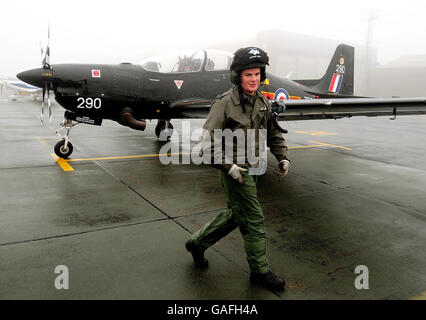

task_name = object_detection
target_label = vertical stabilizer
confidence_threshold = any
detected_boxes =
[294,44,354,96]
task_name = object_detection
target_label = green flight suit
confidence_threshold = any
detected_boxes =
[191,86,289,274]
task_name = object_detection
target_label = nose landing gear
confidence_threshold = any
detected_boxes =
[54,116,78,159]
[54,139,73,159]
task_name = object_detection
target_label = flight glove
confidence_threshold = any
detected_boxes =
[278,159,290,177]
[228,164,248,185]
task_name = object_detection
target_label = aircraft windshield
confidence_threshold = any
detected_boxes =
[204,50,233,71]
[140,50,233,73]
[140,50,205,73]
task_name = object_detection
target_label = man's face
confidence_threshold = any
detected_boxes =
[240,67,261,96]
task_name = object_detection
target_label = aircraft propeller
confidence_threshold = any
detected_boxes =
[40,25,53,124]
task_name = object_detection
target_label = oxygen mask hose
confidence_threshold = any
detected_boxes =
[270,100,288,134]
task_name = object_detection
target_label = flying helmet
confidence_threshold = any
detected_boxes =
[230,47,269,84]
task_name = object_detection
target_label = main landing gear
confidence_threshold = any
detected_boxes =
[54,116,78,158]
[155,119,174,140]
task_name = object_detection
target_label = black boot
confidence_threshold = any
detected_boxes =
[185,239,208,268]
[250,271,285,291]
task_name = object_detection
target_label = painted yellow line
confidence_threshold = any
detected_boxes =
[293,130,338,136]
[50,154,74,172]
[51,142,351,172]
[66,152,190,162]
[52,152,191,172]
[310,140,352,150]
[410,290,426,300]
[289,144,333,149]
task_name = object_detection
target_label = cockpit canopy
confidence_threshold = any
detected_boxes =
[140,49,233,73]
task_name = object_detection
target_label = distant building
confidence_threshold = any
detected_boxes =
[364,55,426,97]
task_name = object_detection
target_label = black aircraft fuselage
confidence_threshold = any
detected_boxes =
[18,62,318,123]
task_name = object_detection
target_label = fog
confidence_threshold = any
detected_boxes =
[1,0,426,78]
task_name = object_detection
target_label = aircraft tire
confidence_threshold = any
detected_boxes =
[54,140,73,159]
[155,121,174,140]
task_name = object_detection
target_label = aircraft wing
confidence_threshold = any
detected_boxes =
[279,97,426,120]
[170,96,426,120]
[170,98,211,119]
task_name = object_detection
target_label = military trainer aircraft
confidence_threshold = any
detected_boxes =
[17,39,426,159]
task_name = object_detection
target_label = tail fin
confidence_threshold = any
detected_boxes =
[294,44,354,97]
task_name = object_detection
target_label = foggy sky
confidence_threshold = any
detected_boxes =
[1,0,426,77]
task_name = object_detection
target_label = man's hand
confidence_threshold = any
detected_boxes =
[228,164,248,185]
[278,160,290,178]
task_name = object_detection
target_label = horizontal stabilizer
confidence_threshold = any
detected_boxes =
[278,97,426,120]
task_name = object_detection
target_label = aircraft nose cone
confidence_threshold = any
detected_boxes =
[17,68,53,88]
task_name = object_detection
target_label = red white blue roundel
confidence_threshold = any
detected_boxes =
[274,88,289,100]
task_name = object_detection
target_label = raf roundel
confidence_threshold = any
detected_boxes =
[274,88,290,100]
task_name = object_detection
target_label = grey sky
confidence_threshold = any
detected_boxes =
[1,0,426,77]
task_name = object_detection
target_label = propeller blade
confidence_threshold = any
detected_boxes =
[38,23,53,124]
[42,24,51,69]
[47,83,52,122]
[40,86,46,124]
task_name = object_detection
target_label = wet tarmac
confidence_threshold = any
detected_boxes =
[0,97,425,300]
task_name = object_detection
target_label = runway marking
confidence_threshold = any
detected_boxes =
[51,141,351,172]
[309,140,352,151]
[293,130,338,136]
[288,144,332,149]
[410,290,426,300]
[52,152,189,171]
[66,152,187,162]
[50,154,74,172]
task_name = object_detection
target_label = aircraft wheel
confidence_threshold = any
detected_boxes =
[155,121,174,140]
[54,140,73,159]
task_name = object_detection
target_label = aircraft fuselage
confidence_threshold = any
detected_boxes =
[18,63,315,123]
